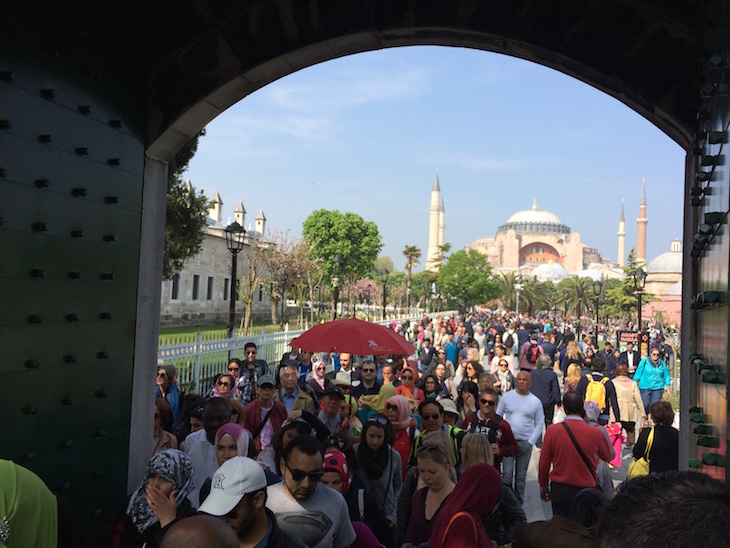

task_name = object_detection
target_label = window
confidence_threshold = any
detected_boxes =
[206,276,214,301]
[223,278,230,301]
[192,274,200,301]
[171,274,180,300]
[259,286,263,301]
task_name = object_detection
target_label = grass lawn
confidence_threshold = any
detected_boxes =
[159,322,282,345]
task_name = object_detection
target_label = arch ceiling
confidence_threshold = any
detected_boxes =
[144,0,711,159]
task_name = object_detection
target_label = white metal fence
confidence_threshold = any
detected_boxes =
[158,313,457,394]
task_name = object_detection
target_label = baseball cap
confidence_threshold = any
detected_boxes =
[257,374,276,387]
[198,457,267,516]
[321,385,345,399]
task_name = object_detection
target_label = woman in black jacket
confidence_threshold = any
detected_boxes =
[633,400,679,472]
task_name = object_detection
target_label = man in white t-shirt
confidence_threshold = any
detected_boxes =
[496,371,544,505]
[266,435,356,548]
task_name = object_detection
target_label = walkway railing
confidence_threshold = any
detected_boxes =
[158,312,457,394]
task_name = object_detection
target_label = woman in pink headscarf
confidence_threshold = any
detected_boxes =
[384,394,418,480]
[306,359,332,403]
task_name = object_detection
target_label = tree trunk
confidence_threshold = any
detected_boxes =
[271,299,279,324]
[242,303,252,336]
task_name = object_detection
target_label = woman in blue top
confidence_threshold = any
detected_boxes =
[633,348,671,417]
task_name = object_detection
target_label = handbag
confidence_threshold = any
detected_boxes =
[627,427,654,479]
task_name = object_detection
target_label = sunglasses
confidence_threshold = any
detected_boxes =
[326,434,350,451]
[156,372,167,378]
[316,366,326,371]
[480,399,497,406]
[217,381,230,387]
[362,368,376,373]
[246,350,257,355]
[368,416,388,425]
[437,351,446,355]
[421,413,441,421]
[401,375,413,380]
[418,443,446,456]
[289,470,323,483]
[385,403,398,411]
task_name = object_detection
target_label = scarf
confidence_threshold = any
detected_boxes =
[214,423,250,458]
[648,355,662,368]
[312,360,327,390]
[126,449,194,534]
[323,449,352,494]
[0,459,57,548]
[361,384,397,413]
[358,437,389,481]
[385,395,412,431]
[399,366,419,400]
[155,381,180,426]
[429,463,501,548]
[212,374,241,400]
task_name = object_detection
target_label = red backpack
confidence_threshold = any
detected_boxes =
[527,342,540,363]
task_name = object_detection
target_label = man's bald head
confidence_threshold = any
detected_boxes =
[160,515,239,548]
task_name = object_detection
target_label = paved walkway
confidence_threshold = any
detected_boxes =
[520,437,632,522]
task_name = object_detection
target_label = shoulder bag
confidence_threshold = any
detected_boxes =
[627,427,654,479]
[561,422,601,489]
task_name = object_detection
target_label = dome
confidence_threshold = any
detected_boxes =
[531,262,570,283]
[647,241,682,273]
[498,199,571,235]
[576,269,602,281]
[665,281,682,295]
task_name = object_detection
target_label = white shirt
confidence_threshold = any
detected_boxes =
[183,429,218,508]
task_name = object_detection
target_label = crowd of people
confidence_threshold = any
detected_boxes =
[4,312,726,548]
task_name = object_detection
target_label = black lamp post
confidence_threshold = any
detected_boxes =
[380,268,389,320]
[279,269,287,330]
[224,221,246,340]
[332,255,344,320]
[633,267,647,332]
[592,279,603,345]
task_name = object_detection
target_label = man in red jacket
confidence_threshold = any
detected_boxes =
[538,392,614,517]
[243,375,287,455]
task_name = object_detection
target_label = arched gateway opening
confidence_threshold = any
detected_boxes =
[1,0,727,531]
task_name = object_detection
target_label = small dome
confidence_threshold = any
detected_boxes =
[576,269,602,281]
[665,281,682,295]
[531,262,570,282]
[498,200,571,235]
[647,242,682,274]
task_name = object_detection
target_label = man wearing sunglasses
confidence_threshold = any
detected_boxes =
[407,400,465,468]
[351,359,382,399]
[266,436,356,547]
[464,388,518,471]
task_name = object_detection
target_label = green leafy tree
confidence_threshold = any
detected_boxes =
[604,248,658,320]
[403,245,421,306]
[556,276,595,318]
[499,272,518,310]
[437,249,500,310]
[163,131,209,279]
[373,256,394,275]
[302,209,383,284]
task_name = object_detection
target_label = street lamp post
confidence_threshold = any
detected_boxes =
[224,221,246,340]
[633,267,647,332]
[593,279,603,346]
[380,268,389,320]
[514,281,523,316]
[332,255,344,321]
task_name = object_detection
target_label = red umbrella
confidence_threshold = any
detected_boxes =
[289,317,414,356]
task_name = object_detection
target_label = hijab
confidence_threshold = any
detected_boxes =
[126,449,195,534]
[429,463,501,548]
[214,423,250,458]
[311,360,327,390]
[385,395,413,431]
[399,365,419,400]
[361,384,397,413]
[212,373,241,400]
[584,401,600,425]
[323,449,352,494]
[0,459,58,548]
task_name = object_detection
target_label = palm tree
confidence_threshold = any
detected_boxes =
[434,242,452,269]
[499,272,517,310]
[403,245,421,309]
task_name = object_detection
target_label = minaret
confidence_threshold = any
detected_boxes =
[255,209,266,235]
[234,200,246,227]
[617,199,626,267]
[426,170,441,270]
[209,190,223,224]
[438,194,445,248]
[637,178,648,264]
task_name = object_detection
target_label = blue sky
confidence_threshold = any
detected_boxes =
[185,46,685,272]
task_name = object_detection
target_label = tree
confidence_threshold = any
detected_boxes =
[604,248,658,321]
[432,242,452,270]
[261,231,301,327]
[374,256,394,275]
[499,272,518,310]
[302,210,383,285]
[237,239,266,336]
[437,249,500,310]
[403,245,421,308]
[163,131,209,279]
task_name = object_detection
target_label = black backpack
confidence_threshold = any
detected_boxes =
[504,332,514,348]
[469,412,503,444]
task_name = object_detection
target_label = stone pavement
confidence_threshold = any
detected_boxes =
[519,437,632,522]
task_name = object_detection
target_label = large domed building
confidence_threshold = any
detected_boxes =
[470,200,595,274]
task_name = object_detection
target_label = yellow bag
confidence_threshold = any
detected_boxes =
[627,427,654,479]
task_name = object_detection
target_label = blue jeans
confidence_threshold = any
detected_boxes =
[502,439,532,505]
[640,388,663,415]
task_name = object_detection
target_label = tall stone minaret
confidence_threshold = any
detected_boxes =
[234,200,246,227]
[438,193,445,248]
[637,178,648,264]
[209,190,223,224]
[426,170,442,270]
[617,199,626,267]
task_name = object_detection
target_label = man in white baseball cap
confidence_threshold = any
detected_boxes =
[199,457,304,547]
